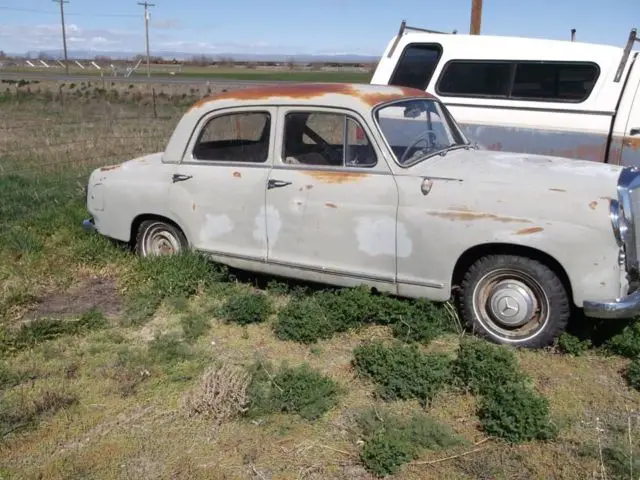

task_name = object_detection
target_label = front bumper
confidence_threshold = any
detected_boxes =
[583,290,640,319]
[82,217,96,232]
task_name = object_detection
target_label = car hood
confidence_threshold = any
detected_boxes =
[407,148,623,198]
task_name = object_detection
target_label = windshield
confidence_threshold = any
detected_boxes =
[374,98,470,166]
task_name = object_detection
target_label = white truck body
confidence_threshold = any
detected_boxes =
[370,22,640,166]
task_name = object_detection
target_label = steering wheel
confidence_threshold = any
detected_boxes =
[303,125,342,165]
[399,129,437,165]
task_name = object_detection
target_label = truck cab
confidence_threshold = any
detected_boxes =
[370,21,640,167]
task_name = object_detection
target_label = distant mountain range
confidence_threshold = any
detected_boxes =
[12,50,381,63]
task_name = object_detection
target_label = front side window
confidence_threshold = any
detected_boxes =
[389,43,442,90]
[193,111,270,163]
[375,99,468,167]
[282,111,377,168]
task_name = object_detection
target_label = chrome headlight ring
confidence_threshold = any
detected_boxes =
[610,198,627,248]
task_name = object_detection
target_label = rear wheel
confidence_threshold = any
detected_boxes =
[134,220,188,257]
[459,254,570,348]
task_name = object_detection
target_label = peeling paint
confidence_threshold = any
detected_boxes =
[623,137,640,151]
[514,226,544,235]
[428,210,531,223]
[303,171,367,184]
[253,205,281,248]
[549,188,566,192]
[232,171,242,178]
[192,202,196,212]
[200,214,233,241]
[305,185,313,190]
[100,164,121,172]
[589,201,598,210]
[355,216,412,258]
[325,202,338,208]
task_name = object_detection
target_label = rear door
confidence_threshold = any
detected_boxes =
[169,106,275,261]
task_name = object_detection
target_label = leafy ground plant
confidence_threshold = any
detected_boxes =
[246,361,342,421]
[352,342,452,407]
[274,286,454,345]
[605,320,640,358]
[478,381,558,444]
[218,290,272,325]
[451,337,526,396]
[356,407,462,477]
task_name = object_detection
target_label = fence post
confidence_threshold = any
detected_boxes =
[59,84,64,108]
[152,87,157,119]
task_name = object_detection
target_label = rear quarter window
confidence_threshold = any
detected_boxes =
[389,43,443,90]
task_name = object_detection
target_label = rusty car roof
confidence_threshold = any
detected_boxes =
[187,82,436,113]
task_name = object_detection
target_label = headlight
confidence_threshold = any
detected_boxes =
[610,198,628,248]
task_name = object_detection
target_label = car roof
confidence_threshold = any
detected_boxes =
[186,82,437,113]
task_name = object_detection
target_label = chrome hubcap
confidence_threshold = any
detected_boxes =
[472,268,550,342]
[488,280,537,327]
[143,225,181,256]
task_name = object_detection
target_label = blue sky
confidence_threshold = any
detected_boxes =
[0,0,637,56]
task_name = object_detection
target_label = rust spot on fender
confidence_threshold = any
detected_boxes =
[187,83,435,112]
[303,171,367,184]
[305,184,313,190]
[589,201,598,210]
[428,210,531,223]
[514,226,544,235]
[192,203,196,211]
[232,171,241,178]
[100,164,120,172]
[325,202,337,208]
[549,188,566,192]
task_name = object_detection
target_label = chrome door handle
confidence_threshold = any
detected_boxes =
[267,179,292,189]
[172,173,193,183]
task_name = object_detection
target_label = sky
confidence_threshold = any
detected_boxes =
[0,0,637,57]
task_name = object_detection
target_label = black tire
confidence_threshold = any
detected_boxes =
[459,254,570,348]
[134,219,188,257]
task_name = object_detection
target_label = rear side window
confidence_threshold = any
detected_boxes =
[436,60,600,102]
[389,44,442,90]
[437,61,511,97]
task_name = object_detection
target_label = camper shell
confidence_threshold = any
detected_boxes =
[371,21,640,166]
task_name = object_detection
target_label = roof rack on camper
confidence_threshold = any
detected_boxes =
[387,20,457,58]
[615,28,639,82]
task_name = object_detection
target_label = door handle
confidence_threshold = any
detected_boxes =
[267,179,292,189]
[172,173,193,183]
[630,128,640,136]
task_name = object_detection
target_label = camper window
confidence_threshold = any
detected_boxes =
[389,43,443,90]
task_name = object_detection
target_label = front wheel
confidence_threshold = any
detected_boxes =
[459,254,570,348]
[134,219,188,257]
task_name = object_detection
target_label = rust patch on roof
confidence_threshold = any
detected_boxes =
[589,201,598,210]
[303,170,368,184]
[187,83,434,112]
[100,164,121,172]
[549,188,566,192]
[514,226,544,235]
[325,202,338,208]
[232,171,241,178]
[428,210,531,223]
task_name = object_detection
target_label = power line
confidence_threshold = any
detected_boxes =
[0,5,138,17]
[137,1,155,78]
[52,0,69,74]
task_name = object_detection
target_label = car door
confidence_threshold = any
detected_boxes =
[169,106,275,261]
[264,105,399,289]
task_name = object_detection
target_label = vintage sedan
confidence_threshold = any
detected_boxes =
[83,82,640,348]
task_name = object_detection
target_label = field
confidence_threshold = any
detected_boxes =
[2,82,640,480]
[0,64,374,83]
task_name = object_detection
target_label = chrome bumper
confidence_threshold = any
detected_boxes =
[82,217,95,232]
[583,290,640,319]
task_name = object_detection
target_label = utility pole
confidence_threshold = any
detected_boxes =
[53,0,69,74]
[137,1,155,77]
[470,0,483,35]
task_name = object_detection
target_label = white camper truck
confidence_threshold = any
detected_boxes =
[371,21,640,167]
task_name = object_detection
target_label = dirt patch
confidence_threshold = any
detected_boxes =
[25,276,123,321]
